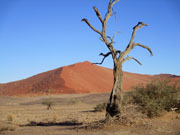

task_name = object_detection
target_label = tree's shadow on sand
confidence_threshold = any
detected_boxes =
[24,120,83,127]
[81,110,96,113]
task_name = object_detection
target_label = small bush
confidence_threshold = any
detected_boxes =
[132,79,180,118]
[42,99,56,110]
[94,103,107,112]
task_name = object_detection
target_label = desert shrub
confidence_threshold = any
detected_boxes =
[94,103,107,112]
[42,99,56,110]
[132,79,180,118]
[121,91,135,106]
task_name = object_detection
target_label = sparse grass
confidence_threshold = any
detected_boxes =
[118,104,148,126]
[0,93,180,134]
[94,103,107,112]
[176,114,180,119]
[25,112,60,126]
[68,98,81,104]
[84,103,148,129]
[7,114,16,123]
[42,99,56,110]
[0,123,18,133]
[52,113,59,123]
[0,126,16,132]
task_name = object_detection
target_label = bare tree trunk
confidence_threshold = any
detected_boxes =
[106,62,123,118]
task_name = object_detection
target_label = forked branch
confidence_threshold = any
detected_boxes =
[121,22,148,59]
[99,37,105,43]
[129,22,148,47]
[82,0,120,63]
[104,0,120,22]
[106,31,121,44]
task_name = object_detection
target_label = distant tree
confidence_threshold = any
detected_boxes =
[82,0,153,120]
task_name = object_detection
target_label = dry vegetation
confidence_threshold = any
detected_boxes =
[0,82,180,135]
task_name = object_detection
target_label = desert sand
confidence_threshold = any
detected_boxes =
[0,93,180,135]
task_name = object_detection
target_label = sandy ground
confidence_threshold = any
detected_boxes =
[0,93,180,135]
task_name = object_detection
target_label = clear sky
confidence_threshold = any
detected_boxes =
[0,0,180,83]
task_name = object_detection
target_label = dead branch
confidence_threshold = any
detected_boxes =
[100,0,120,62]
[93,50,121,65]
[112,7,117,22]
[133,42,153,56]
[104,0,120,22]
[112,31,120,42]
[81,18,102,35]
[93,52,112,65]
[103,0,120,35]
[107,36,113,43]
[106,31,120,44]
[120,22,148,59]
[123,56,142,65]
[93,6,103,24]
[82,0,120,63]
[99,37,105,43]
[133,22,148,30]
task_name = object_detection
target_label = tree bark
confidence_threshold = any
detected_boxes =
[106,61,123,118]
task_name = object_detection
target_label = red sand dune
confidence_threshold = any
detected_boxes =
[0,61,179,96]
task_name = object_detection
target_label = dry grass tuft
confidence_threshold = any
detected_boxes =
[0,123,18,133]
[176,114,180,119]
[68,98,81,104]
[118,104,148,126]
[52,113,59,123]
[7,114,16,123]
[94,103,107,112]
[81,104,149,130]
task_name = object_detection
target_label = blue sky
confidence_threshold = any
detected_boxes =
[0,0,180,83]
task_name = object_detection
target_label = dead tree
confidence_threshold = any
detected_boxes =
[82,0,153,119]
